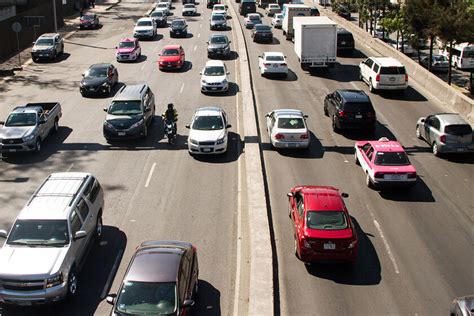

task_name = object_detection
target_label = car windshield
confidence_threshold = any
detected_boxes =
[275,14,283,18]
[36,38,54,45]
[119,41,135,48]
[444,124,472,136]
[151,11,164,16]
[380,66,406,75]
[137,20,152,26]
[277,118,305,129]
[212,14,225,21]
[7,220,69,246]
[116,281,177,315]
[204,66,225,76]
[343,102,373,112]
[82,14,95,20]
[463,50,474,58]
[158,3,167,7]
[162,49,179,56]
[172,20,185,26]
[374,151,410,166]
[108,101,142,115]
[85,66,108,77]
[266,55,284,61]
[210,36,227,44]
[306,211,348,230]
[255,25,271,31]
[192,115,224,130]
[433,55,447,62]
[214,5,225,10]
[184,4,194,7]
[5,113,37,127]
[249,15,260,20]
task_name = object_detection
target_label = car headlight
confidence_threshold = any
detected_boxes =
[201,79,207,84]
[46,273,63,288]
[104,121,115,129]
[222,79,228,85]
[22,134,35,142]
[216,137,225,145]
[130,119,145,129]
[101,82,109,87]
[190,138,198,145]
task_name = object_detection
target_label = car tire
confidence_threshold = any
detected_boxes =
[35,138,42,152]
[143,125,148,138]
[52,50,57,60]
[53,119,59,133]
[107,85,111,95]
[294,237,300,259]
[354,152,359,165]
[366,173,373,188]
[332,116,339,132]
[66,268,78,300]
[432,142,440,156]
[369,80,376,93]
[323,104,329,116]
[416,125,422,139]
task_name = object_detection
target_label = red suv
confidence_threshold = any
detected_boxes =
[287,186,358,264]
[158,45,186,70]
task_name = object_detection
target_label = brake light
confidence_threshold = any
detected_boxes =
[338,110,346,117]
[348,238,358,249]
[407,172,417,179]
[374,172,384,179]
[275,133,284,140]
[300,132,308,139]
[405,74,408,82]
[280,63,287,66]
[303,238,311,249]
[440,134,446,143]
[263,63,271,67]
[375,74,380,82]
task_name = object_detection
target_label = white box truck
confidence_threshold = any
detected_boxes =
[294,16,337,70]
[282,4,311,40]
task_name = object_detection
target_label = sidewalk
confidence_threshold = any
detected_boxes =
[0,0,120,78]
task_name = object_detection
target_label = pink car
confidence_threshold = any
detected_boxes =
[116,38,141,62]
[354,137,417,189]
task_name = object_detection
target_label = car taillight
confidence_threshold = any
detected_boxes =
[263,63,271,67]
[338,110,346,117]
[303,239,311,249]
[300,132,308,139]
[275,133,284,140]
[405,74,408,82]
[407,172,417,179]
[374,172,384,179]
[366,112,375,117]
[375,74,380,82]
[440,134,446,143]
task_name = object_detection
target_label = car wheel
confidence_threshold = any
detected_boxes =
[416,125,422,139]
[95,213,103,239]
[332,116,339,132]
[369,80,376,93]
[354,152,359,165]
[67,268,78,299]
[323,104,329,116]
[53,119,59,133]
[35,138,42,152]
[366,173,373,188]
[432,142,440,156]
[294,237,300,259]
[193,279,199,299]
[52,50,57,60]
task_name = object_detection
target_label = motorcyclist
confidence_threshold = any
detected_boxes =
[162,103,178,134]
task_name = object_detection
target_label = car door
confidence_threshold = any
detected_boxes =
[83,176,103,217]
[76,198,95,246]
[294,193,305,242]
[361,58,373,81]
[423,116,435,142]
[358,143,372,171]
[180,47,185,62]
[69,210,88,262]
[428,117,441,144]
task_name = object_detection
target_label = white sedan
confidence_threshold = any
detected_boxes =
[258,52,288,77]
[265,109,310,149]
[200,60,230,93]
[186,107,231,155]
[155,3,170,15]
[182,3,197,15]
[212,4,227,18]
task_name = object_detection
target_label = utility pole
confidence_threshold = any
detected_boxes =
[53,0,57,32]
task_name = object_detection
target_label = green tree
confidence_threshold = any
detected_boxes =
[381,8,409,52]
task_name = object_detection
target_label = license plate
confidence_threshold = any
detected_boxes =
[389,77,396,81]
[211,87,217,90]
[273,64,279,68]
[202,148,211,152]
[17,301,32,306]
[118,132,126,136]
[167,65,172,67]
[39,54,45,57]
[355,114,362,119]
[341,41,346,44]
[324,242,335,250]
[457,148,465,152]
[387,174,406,180]
[8,149,16,152]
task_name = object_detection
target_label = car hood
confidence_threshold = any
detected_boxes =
[33,45,54,51]
[134,26,154,31]
[0,126,35,139]
[202,74,227,83]
[81,76,107,87]
[208,43,229,50]
[0,246,67,277]
[117,47,136,53]
[189,128,225,142]
[105,114,143,127]
[160,55,181,62]
[80,18,94,23]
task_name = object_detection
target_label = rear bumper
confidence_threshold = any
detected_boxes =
[300,248,357,263]
[80,85,109,95]
[438,144,474,153]
[271,139,309,149]
[372,178,417,188]
[338,119,375,130]
[373,82,408,90]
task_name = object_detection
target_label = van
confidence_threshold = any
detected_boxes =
[0,173,104,305]
[441,42,474,70]
[359,57,408,93]
[337,27,354,54]
[239,0,256,15]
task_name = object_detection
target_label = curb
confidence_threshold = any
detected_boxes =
[227,2,274,315]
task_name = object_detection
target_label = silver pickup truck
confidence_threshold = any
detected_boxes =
[0,102,62,153]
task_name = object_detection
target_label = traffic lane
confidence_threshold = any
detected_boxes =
[237,5,474,314]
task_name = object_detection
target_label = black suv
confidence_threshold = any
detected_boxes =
[170,19,188,38]
[207,34,231,58]
[252,24,273,43]
[337,28,354,55]
[335,4,351,20]
[324,90,376,132]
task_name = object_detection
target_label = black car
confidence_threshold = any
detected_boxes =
[79,13,100,29]
[335,4,351,20]
[324,90,376,132]
[80,63,118,96]
[170,19,188,38]
[150,10,168,27]
[207,0,219,8]
[207,34,231,58]
[106,240,199,316]
[337,28,354,54]
[252,24,273,43]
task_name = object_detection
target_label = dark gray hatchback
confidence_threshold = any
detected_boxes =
[106,240,199,315]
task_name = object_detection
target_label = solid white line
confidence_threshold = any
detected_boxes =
[200,24,202,28]
[179,83,184,94]
[197,33,201,38]
[141,62,147,70]
[101,248,124,298]
[66,163,74,172]
[373,219,400,274]
[194,45,197,51]
[144,163,156,188]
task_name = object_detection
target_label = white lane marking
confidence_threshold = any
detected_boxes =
[141,61,147,70]
[373,219,400,274]
[101,248,124,298]
[145,163,156,188]
[201,15,203,20]
[200,23,202,28]
[194,45,197,51]
[179,83,184,93]
[197,33,201,38]
[66,163,74,172]
[153,46,158,52]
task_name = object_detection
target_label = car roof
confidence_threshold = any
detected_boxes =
[195,106,224,116]
[38,33,59,38]
[205,60,225,67]
[90,63,112,69]
[163,44,181,50]
[273,109,303,117]
[127,249,183,283]
[337,89,370,102]
[120,37,136,42]
[434,113,469,125]
[370,57,404,67]
[299,186,344,212]
[137,17,153,22]
[209,34,228,39]
[113,84,148,101]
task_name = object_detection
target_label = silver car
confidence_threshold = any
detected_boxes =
[450,295,474,316]
[416,113,473,156]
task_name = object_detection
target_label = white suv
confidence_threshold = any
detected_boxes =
[200,60,230,93]
[0,172,104,305]
[359,57,408,93]
[133,17,157,39]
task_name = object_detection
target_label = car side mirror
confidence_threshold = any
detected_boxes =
[341,192,349,198]
[74,230,87,240]
[106,294,117,305]
[182,300,195,308]
[225,4,228,8]
[32,41,36,45]
[304,115,308,118]
[0,121,5,125]
[287,192,293,197]
[226,71,230,75]
[258,55,262,58]
[81,73,85,77]
[103,108,108,112]
[0,229,7,238]
[228,40,232,43]
[206,41,209,44]
[144,107,151,113]
[226,124,232,128]
[420,118,425,123]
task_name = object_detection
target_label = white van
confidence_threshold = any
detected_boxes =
[359,57,408,93]
[441,42,474,70]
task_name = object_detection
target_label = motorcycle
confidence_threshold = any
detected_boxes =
[163,116,176,144]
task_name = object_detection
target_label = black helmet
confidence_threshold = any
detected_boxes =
[167,103,174,110]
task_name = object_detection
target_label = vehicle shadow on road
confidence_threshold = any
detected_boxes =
[193,280,221,315]
[305,217,381,286]
[225,51,239,61]
[262,70,297,82]
[270,131,324,159]
[0,226,127,316]
[309,63,360,82]
[377,86,428,102]
[377,175,435,202]
[338,121,397,141]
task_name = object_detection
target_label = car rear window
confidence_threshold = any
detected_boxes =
[266,55,284,61]
[306,211,348,230]
[374,152,410,166]
[255,25,271,31]
[343,102,374,112]
[444,124,472,136]
[337,33,354,42]
[380,66,406,75]
[277,118,305,129]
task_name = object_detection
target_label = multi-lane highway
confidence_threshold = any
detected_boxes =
[0,0,473,315]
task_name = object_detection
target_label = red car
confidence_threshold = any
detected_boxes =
[288,185,358,264]
[158,45,186,70]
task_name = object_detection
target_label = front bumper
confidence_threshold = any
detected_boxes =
[170,30,186,37]
[0,282,68,305]
[182,11,196,15]
[116,52,138,61]
[80,23,97,29]
[201,82,228,92]
[103,124,147,140]
[134,32,154,39]
[208,48,230,57]
[210,23,227,29]
[0,139,36,153]
[159,62,183,70]
[188,141,227,154]
[80,84,109,95]
[31,51,55,59]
